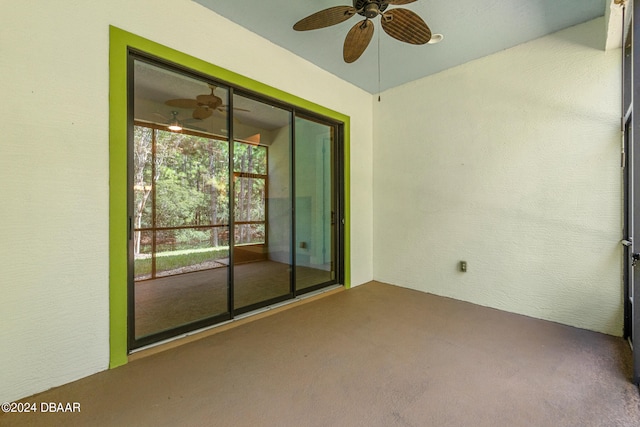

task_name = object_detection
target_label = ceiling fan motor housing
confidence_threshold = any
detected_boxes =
[354,0,388,18]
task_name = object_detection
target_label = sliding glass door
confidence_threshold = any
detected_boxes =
[130,59,232,347]
[232,94,293,312]
[294,116,336,291]
[128,54,343,350]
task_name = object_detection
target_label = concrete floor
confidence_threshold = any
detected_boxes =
[3,281,640,426]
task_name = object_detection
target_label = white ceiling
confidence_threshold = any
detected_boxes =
[192,0,608,93]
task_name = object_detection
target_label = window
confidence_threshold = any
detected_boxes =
[132,123,230,282]
[233,142,267,246]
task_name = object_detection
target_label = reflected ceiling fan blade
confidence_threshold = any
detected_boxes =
[293,6,357,31]
[196,94,223,108]
[193,107,213,120]
[165,98,200,109]
[343,19,374,63]
[386,0,418,5]
[381,8,431,44]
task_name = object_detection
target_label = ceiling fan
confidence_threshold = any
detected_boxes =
[165,85,234,120]
[293,0,433,63]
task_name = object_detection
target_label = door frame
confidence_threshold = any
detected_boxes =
[109,26,351,367]
[623,0,640,385]
[127,53,347,350]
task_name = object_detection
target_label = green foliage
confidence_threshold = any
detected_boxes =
[134,247,229,279]
[133,125,233,231]
[234,143,267,174]
[133,124,268,277]
[154,130,230,227]
[233,142,267,244]
[175,228,212,249]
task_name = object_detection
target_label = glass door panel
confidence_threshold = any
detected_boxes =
[129,55,343,348]
[232,94,292,311]
[131,59,230,344]
[294,117,335,291]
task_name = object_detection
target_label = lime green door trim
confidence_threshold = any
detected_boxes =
[109,26,350,368]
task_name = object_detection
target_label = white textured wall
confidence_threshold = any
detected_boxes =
[373,18,622,336]
[0,0,373,402]
[267,126,292,264]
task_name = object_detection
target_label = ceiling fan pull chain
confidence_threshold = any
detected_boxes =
[378,23,381,102]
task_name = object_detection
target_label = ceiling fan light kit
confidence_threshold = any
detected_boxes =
[167,111,183,132]
[293,0,438,63]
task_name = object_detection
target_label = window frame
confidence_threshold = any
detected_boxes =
[110,26,351,366]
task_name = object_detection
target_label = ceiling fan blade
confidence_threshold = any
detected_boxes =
[386,0,418,5]
[193,107,213,120]
[165,98,200,109]
[343,19,374,63]
[381,8,431,44]
[293,6,357,31]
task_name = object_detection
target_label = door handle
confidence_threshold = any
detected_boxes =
[622,239,633,247]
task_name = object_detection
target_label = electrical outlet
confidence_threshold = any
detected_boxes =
[460,261,467,272]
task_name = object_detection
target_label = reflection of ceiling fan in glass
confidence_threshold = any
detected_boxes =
[165,85,224,120]
[293,0,440,63]
[165,85,248,120]
[153,110,206,132]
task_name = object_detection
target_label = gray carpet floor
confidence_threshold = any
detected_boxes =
[3,281,640,426]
